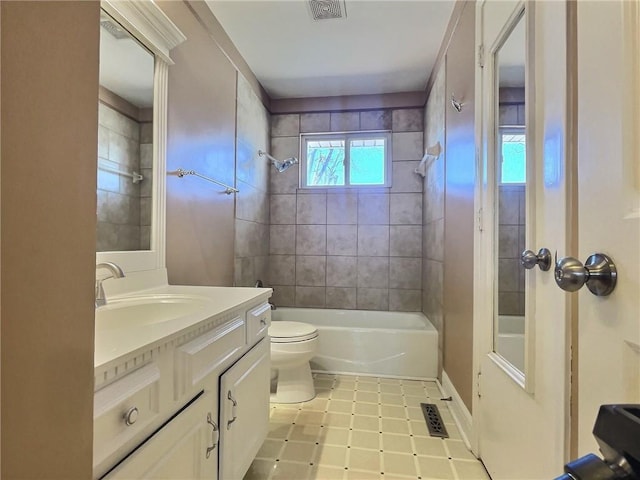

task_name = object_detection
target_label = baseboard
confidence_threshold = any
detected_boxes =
[311,369,437,382]
[439,371,473,450]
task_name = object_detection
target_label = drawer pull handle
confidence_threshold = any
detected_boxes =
[123,406,138,426]
[227,390,238,430]
[206,412,219,459]
[260,318,267,326]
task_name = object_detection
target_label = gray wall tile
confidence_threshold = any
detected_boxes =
[391,161,423,193]
[390,226,422,257]
[358,193,389,225]
[390,193,422,225]
[296,224,326,255]
[270,194,297,224]
[389,257,422,289]
[326,256,357,287]
[296,286,326,307]
[357,257,389,288]
[297,193,327,224]
[389,289,422,312]
[269,106,427,311]
[270,255,296,285]
[360,110,391,130]
[326,287,357,309]
[326,225,357,255]
[270,225,296,254]
[301,113,330,133]
[327,193,358,224]
[392,109,424,132]
[296,256,326,286]
[272,114,300,137]
[357,225,389,256]
[357,288,389,310]
[424,218,444,262]
[271,285,296,307]
[392,132,423,161]
[331,112,360,131]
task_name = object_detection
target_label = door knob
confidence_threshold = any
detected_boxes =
[521,248,552,271]
[554,253,617,296]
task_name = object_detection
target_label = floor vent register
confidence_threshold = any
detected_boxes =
[420,403,449,438]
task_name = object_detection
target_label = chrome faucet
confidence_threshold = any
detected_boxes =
[95,262,125,307]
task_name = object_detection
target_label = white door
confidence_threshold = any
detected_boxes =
[574,0,640,456]
[219,338,270,480]
[474,0,572,477]
[103,391,218,480]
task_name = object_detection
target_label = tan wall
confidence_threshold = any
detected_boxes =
[160,1,238,286]
[442,2,476,412]
[1,2,100,478]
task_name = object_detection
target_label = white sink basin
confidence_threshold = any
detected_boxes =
[96,294,214,331]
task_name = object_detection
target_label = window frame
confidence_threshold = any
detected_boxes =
[498,126,526,185]
[299,130,392,189]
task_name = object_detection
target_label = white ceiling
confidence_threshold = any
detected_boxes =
[205,0,456,99]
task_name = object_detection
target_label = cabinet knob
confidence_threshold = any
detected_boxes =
[124,406,139,426]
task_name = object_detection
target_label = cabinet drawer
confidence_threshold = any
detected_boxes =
[247,302,271,344]
[94,363,161,470]
[175,316,245,399]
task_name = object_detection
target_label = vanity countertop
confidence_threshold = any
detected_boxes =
[95,284,272,369]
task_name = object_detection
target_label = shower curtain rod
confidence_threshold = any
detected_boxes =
[175,168,239,195]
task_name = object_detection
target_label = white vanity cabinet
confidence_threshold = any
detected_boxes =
[103,391,217,480]
[94,295,271,480]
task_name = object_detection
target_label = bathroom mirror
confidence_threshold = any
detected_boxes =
[97,10,154,252]
[96,0,185,273]
[493,10,527,374]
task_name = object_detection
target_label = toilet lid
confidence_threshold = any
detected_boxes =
[269,321,318,343]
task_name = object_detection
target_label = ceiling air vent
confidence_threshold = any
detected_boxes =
[309,0,346,21]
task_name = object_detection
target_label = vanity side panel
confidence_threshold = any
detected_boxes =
[0,1,99,477]
[161,1,237,286]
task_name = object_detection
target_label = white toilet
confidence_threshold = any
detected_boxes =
[269,321,319,404]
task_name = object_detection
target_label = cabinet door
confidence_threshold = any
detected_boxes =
[102,391,218,480]
[219,338,270,480]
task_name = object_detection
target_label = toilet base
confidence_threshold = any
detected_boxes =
[271,362,316,404]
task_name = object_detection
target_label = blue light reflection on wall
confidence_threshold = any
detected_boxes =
[543,134,562,188]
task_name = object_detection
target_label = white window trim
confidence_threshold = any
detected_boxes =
[300,130,392,189]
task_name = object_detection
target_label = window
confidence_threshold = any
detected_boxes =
[300,132,392,188]
[499,128,526,184]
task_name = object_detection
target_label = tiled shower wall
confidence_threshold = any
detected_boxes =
[234,73,271,286]
[268,109,425,311]
[498,185,526,315]
[97,103,152,251]
[498,91,525,315]
[422,63,446,372]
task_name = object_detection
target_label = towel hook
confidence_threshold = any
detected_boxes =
[451,93,463,113]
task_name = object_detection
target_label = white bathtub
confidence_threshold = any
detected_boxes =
[496,315,525,372]
[271,308,438,379]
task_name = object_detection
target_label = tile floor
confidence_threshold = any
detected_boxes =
[244,374,491,480]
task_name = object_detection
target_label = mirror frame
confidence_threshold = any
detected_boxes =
[97,0,185,273]
[484,1,537,392]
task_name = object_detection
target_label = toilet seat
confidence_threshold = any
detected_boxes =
[269,321,318,343]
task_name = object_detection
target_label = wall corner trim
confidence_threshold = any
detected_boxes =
[439,371,474,451]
